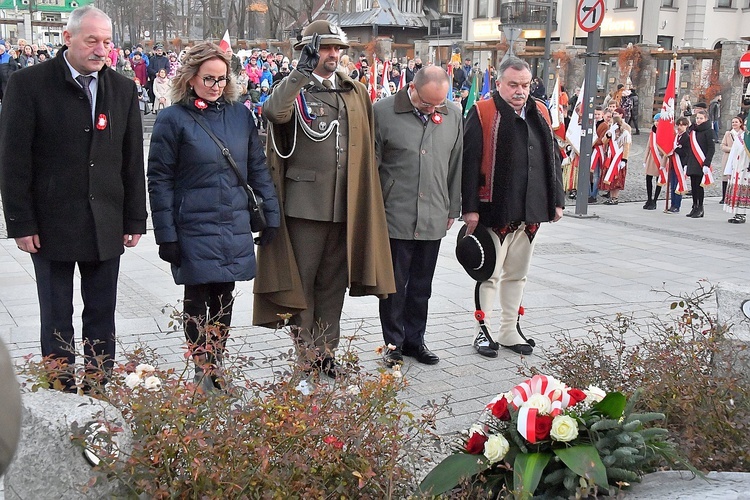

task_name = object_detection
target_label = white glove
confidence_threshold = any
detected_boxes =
[702,166,711,175]
[619,160,626,169]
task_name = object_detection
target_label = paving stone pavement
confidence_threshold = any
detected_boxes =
[1,127,748,497]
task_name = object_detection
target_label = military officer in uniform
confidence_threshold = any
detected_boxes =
[253,20,394,378]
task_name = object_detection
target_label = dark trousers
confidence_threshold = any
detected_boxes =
[379,238,441,349]
[286,217,348,358]
[689,174,705,207]
[31,254,120,384]
[670,170,683,209]
[183,282,235,356]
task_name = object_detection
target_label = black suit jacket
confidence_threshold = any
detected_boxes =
[0,47,147,261]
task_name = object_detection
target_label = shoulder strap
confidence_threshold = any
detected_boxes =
[186,109,261,207]
[534,99,552,127]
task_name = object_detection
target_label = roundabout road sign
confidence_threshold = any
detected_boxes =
[577,0,605,33]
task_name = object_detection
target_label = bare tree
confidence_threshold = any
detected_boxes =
[267,0,314,39]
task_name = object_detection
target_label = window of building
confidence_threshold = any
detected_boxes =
[355,0,372,11]
[400,0,423,13]
[716,0,732,6]
[438,0,462,14]
[477,0,488,18]
[661,0,674,7]
[618,0,636,7]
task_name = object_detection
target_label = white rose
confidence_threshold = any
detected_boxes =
[124,372,141,389]
[584,385,607,404]
[483,434,510,463]
[524,393,552,414]
[550,415,579,442]
[346,385,360,396]
[143,375,162,391]
[135,363,156,378]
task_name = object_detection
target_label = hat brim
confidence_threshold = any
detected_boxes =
[293,34,349,51]
[456,224,496,282]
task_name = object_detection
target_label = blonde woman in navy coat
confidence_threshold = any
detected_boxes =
[148,42,280,390]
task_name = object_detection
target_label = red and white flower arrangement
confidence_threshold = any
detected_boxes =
[421,374,699,498]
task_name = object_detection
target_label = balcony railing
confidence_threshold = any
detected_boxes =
[498,1,558,29]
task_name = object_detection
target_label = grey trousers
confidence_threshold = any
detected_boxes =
[286,217,348,359]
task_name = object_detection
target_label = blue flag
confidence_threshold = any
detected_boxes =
[481,68,490,97]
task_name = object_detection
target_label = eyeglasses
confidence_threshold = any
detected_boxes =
[413,85,444,109]
[202,76,229,88]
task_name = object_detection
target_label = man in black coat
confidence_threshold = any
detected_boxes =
[147,42,170,102]
[461,57,564,358]
[0,5,147,392]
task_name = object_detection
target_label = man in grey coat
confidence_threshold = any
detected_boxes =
[374,66,463,366]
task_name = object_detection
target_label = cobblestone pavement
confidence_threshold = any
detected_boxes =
[1,123,748,498]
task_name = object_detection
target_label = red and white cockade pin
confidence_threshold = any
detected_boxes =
[431,113,442,124]
[96,114,107,130]
[194,98,208,110]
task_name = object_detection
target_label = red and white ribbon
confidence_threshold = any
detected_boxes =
[591,145,605,173]
[511,375,572,443]
[701,168,714,187]
[602,139,623,185]
[690,130,706,165]
[650,131,668,185]
[671,154,688,194]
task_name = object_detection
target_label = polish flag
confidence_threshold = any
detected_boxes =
[565,78,584,154]
[549,75,566,141]
[368,59,378,102]
[398,67,406,91]
[656,62,676,156]
[381,59,391,96]
[219,30,231,53]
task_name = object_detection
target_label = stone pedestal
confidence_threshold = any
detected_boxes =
[635,44,659,131]
[718,40,750,127]
[564,45,586,92]
[4,390,132,499]
[715,282,750,383]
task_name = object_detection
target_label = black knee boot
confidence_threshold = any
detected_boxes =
[720,181,727,204]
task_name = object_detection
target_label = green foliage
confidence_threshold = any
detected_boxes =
[513,451,552,499]
[523,282,750,472]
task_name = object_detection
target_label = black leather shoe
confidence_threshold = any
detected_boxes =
[685,207,697,217]
[318,356,341,379]
[383,346,403,367]
[402,344,439,365]
[690,207,704,218]
[474,330,499,358]
[502,343,534,355]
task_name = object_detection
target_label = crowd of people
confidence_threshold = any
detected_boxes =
[1,6,747,396]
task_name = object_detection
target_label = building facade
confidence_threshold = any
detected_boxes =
[0,0,93,45]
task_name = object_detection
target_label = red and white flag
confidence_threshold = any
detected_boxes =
[368,59,378,103]
[565,78,584,154]
[219,29,231,53]
[398,67,406,91]
[381,59,391,96]
[549,75,566,141]
[656,62,677,156]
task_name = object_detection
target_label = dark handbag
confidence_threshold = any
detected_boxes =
[188,110,268,232]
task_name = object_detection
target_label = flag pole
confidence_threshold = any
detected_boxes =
[665,53,677,213]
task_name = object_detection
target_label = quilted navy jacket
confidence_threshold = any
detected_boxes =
[147,98,279,285]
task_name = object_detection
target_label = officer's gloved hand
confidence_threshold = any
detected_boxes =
[255,227,278,246]
[296,33,321,77]
[158,242,181,267]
